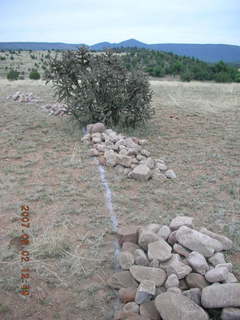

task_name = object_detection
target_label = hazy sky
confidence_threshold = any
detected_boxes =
[0,0,239,45]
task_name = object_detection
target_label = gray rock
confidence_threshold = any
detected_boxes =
[224,273,239,283]
[87,122,106,134]
[122,302,139,313]
[167,231,178,245]
[216,263,233,272]
[144,157,155,169]
[138,230,159,250]
[89,148,100,157]
[167,287,182,294]
[221,308,240,320]
[118,251,134,270]
[149,259,160,268]
[108,271,138,289]
[155,292,209,320]
[201,283,240,308]
[142,224,161,233]
[156,162,168,171]
[117,155,133,168]
[122,242,140,255]
[104,150,118,167]
[183,288,201,305]
[176,226,223,257]
[148,239,172,262]
[160,254,192,279]
[187,251,209,275]
[208,252,226,266]
[129,164,152,181]
[170,216,193,230]
[165,274,179,289]
[158,225,171,240]
[117,226,138,245]
[140,301,161,320]
[134,249,149,266]
[173,243,190,257]
[130,266,167,287]
[200,227,233,250]
[141,149,151,157]
[186,273,209,289]
[165,169,176,179]
[135,280,155,304]
[205,267,229,283]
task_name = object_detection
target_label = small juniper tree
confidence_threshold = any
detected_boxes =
[44,47,154,128]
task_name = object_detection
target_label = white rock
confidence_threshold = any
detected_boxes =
[165,169,176,179]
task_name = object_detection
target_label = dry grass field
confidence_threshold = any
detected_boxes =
[0,78,239,320]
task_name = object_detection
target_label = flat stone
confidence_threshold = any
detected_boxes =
[201,283,240,308]
[187,251,209,275]
[134,249,149,266]
[117,226,139,245]
[155,292,209,320]
[186,273,209,289]
[123,302,139,314]
[200,227,233,250]
[138,230,159,250]
[119,287,137,303]
[165,274,179,289]
[148,239,172,262]
[173,243,190,257]
[129,164,152,182]
[176,226,223,257]
[170,216,193,230]
[135,280,155,304]
[130,266,166,287]
[205,267,229,283]
[208,252,226,266]
[108,271,138,289]
[157,225,171,240]
[140,301,161,320]
[118,251,134,270]
[221,307,240,320]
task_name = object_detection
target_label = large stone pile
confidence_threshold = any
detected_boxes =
[107,216,240,320]
[41,103,69,116]
[81,122,176,181]
[6,91,40,103]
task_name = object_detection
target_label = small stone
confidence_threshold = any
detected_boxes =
[135,280,155,304]
[148,239,172,262]
[221,307,240,320]
[187,251,209,275]
[134,249,149,266]
[201,283,240,308]
[156,162,167,171]
[165,274,179,289]
[138,231,159,250]
[205,267,229,283]
[158,225,171,240]
[141,149,150,157]
[170,216,193,230]
[108,271,138,289]
[186,273,209,289]
[165,169,176,179]
[117,226,139,245]
[144,157,155,169]
[118,251,134,270]
[130,266,167,287]
[140,301,161,320]
[138,139,147,145]
[129,164,152,182]
[183,288,201,305]
[123,302,139,314]
[119,287,137,303]
[173,243,190,257]
[208,252,226,266]
[200,227,233,250]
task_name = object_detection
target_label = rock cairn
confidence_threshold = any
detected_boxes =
[107,216,240,320]
[41,103,69,116]
[6,91,40,103]
[81,122,176,181]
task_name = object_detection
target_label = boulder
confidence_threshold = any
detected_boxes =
[170,216,193,230]
[129,164,152,182]
[117,226,139,245]
[200,227,233,250]
[130,266,166,287]
[186,273,209,289]
[108,271,138,289]
[160,254,192,279]
[205,267,229,283]
[187,251,209,275]
[138,231,159,250]
[155,292,209,320]
[104,150,118,167]
[201,283,240,308]
[148,239,172,262]
[175,226,223,257]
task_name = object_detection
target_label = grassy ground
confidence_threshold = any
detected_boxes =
[0,79,239,319]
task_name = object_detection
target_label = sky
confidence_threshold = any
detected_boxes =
[0,0,239,45]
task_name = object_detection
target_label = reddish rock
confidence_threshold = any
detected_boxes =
[117,226,139,245]
[119,287,137,303]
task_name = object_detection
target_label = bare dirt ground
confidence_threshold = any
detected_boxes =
[0,79,239,319]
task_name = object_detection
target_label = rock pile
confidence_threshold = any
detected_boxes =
[41,103,69,116]
[108,216,239,320]
[81,122,176,181]
[6,91,40,103]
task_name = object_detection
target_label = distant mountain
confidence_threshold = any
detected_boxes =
[0,39,240,63]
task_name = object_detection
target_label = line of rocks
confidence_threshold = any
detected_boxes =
[81,122,176,182]
[6,91,40,103]
[107,216,240,320]
[41,103,69,116]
